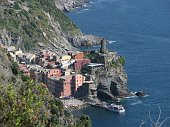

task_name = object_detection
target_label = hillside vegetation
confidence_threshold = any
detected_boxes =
[0,0,80,51]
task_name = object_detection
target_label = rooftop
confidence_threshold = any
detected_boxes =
[28,65,49,72]
[7,46,16,52]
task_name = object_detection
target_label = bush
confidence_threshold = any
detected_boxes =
[76,115,92,127]
[119,56,125,66]
[11,62,19,75]
[14,1,20,10]
[21,75,31,82]
[0,81,52,127]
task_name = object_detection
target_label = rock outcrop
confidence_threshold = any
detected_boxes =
[55,0,89,12]
[69,34,105,47]
[96,54,129,98]
[82,41,130,100]
[135,91,146,97]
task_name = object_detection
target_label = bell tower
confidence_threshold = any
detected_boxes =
[100,39,107,54]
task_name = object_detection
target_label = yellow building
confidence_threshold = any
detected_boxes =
[60,55,71,61]
[15,49,23,55]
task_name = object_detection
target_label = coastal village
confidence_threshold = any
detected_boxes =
[0,40,133,109]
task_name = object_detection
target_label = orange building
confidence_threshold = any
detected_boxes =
[68,51,85,60]
[74,52,84,60]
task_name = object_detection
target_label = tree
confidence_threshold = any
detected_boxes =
[0,80,52,127]
[11,62,19,75]
[139,105,170,127]
[0,78,92,127]
[76,115,92,127]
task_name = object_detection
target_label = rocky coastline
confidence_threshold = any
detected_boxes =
[54,0,106,47]
[54,0,89,12]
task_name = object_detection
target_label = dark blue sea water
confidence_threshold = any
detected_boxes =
[68,0,170,126]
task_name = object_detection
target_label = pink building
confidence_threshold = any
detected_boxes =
[74,58,91,71]
[46,76,71,98]
[41,51,50,59]
[60,76,71,97]
[19,64,30,77]
[72,74,84,94]
[20,67,30,77]
[47,69,62,78]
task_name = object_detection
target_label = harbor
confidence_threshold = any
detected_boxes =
[61,98,125,114]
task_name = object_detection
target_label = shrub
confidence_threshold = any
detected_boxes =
[11,62,19,75]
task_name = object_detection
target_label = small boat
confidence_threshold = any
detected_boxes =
[104,103,125,113]
[90,102,125,113]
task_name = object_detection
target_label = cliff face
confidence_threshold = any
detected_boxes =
[97,53,129,99]
[96,53,129,98]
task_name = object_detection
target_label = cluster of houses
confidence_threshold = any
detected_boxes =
[3,45,102,99]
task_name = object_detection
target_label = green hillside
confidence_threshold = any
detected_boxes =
[0,0,79,50]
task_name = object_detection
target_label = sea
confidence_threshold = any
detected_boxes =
[67,0,170,126]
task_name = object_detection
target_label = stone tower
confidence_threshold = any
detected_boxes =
[100,39,107,54]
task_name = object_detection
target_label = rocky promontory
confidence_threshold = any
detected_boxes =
[69,34,106,47]
[55,0,89,12]
[81,40,130,101]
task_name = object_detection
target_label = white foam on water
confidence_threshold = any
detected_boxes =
[143,95,149,98]
[131,100,142,106]
[77,8,91,13]
[125,94,138,99]
[108,40,116,43]
[83,8,90,11]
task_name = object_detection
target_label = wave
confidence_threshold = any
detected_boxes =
[131,100,142,106]
[125,93,149,99]
[108,40,116,43]
[83,8,90,11]
[83,3,89,8]
[116,32,170,42]
[77,8,91,13]
[125,95,137,99]
[143,95,149,98]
